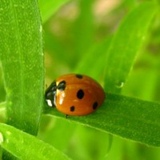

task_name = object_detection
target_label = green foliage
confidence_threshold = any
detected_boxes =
[104,2,157,93]
[0,0,160,159]
[0,0,44,135]
[0,123,71,160]
[45,93,160,147]
[0,0,44,159]
[39,0,70,23]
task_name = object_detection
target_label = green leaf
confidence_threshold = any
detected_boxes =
[104,2,157,93]
[39,0,70,23]
[74,38,111,80]
[45,93,160,147]
[73,0,95,57]
[0,102,6,123]
[122,69,159,101]
[0,0,44,134]
[0,123,71,160]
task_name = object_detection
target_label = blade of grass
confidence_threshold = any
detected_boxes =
[0,102,6,123]
[0,123,71,160]
[73,0,95,57]
[0,0,43,134]
[74,38,111,80]
[122,69,159,101]
[45,93,160,147]
[104,2,157,93]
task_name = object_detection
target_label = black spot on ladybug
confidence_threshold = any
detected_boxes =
[76,74,83,79]
[57,80,66,91]
[93,102,98,110]
[70,106,75,112]
[77,89,84,99]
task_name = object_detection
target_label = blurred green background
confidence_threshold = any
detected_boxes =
[37,0,160,160]
[1,0,159,159]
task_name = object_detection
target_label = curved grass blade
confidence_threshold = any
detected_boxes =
[0,123,71,160]
[104,2,157,93]
[0,0,44,134]
[45,93,160,147]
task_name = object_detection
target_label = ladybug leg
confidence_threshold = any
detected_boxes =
[65,114,69,118]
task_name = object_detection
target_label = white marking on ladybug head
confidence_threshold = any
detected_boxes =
[46,99,53,107]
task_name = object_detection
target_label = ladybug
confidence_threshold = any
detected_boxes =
[45,74,105,116]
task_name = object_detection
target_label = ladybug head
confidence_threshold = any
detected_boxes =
[45,81,57,107]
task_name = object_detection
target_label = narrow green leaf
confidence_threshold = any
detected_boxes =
[0,102,6,123]
[0,123,71,160]
[45,94,160,147]
[0,1,44,134]
[74,38,111,80]
[122,69,159,101]
[38,0,70,23]
[104,2,157,93]
[73,0,95,57]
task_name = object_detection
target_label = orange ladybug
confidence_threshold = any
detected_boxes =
[45,74,105,116]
